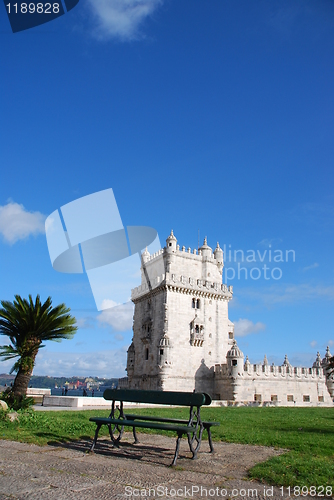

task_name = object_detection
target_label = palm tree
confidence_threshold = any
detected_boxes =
[0,295,77,399]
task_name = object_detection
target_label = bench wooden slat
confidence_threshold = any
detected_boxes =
[103,389,207,407]
[89,417,194,433]
[124,414,220,427]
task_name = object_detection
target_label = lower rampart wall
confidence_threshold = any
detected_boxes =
[214,371,333,405]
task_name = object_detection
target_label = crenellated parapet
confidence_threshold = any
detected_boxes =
[243,363,326,380]
[214,344,333,405]
[141,248,165,263]
[131,271,233,301]
[143,242,225,262]
[215,349,327,382]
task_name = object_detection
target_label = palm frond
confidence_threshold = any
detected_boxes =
[0,344,19,361]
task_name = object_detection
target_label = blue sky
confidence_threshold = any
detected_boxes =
[0,0,333,378]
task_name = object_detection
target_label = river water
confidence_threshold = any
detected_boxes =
[51,388,105,397]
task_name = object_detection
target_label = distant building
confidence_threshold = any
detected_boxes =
[119,231,333,406]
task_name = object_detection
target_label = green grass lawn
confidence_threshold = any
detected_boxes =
[1,406,333,488]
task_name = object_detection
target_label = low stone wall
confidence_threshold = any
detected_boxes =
[26,388,51,396]
[42,396,187,409]
[42,396,110,407]
[209,399,333,407]
[26,388,51,404]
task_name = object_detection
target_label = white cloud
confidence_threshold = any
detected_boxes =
[310,340,317,348]
[97,302,134,331]
[32,348,128,378]
[0,202,46,244]
[86,0,163,41]
[328,340,334,347]
[100,299,119,309]
[75,317,96,329]
[234,318,266,337]
[258,238,283,247]
[302,263,319,272]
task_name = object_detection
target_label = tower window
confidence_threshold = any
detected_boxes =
[229,332,233,339]
[160,349,164,356]
[145,348,149,360]
[232,360,237,366]
[192,298,196,308]
[197,299,200,309]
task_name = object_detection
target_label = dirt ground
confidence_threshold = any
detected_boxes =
[0,433,325,500]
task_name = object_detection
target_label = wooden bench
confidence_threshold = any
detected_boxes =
[89,389,219,466]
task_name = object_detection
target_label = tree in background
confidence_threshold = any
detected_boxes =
[0,295,77,403]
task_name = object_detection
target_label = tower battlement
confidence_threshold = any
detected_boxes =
[215,362,326,380]
[214,344,333,405]
[131,271,233,301]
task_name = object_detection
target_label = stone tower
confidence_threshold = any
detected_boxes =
[125,231,234,393]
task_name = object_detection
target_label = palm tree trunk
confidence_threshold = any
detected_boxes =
[12,359,35,399]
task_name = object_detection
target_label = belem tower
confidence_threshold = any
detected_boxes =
[119,231,334,406]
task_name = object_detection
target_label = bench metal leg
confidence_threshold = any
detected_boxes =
[90,423,102,452]
[187,425,203,460]
[107,424,118,447]
[109,424,123,447]
[171,431,183,467]
[206,426,215,453]
[132,426,139,444]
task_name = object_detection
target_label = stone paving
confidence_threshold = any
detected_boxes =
[0,432,322,500]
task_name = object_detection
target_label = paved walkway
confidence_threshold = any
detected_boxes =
[0,433,317,500]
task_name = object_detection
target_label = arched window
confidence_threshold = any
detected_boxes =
[192,298,201,309]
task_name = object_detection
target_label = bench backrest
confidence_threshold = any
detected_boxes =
[103,389,211,407]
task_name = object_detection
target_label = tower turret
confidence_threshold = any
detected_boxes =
[166,230,177,253]
[142,247,150,264]
[199,237,212,259]
[227,340,244,378]
[322,346,332,366]
[313,352,322,368]
[126,342,135,377]
[214,242,224,275]
[322,346,334,398]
